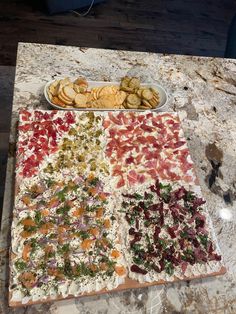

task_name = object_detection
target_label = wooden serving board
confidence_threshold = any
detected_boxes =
[9,110,226,307]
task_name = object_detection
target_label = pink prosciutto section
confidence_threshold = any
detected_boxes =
[103,112,196,188]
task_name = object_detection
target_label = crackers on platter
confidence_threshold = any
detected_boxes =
[47,76,160,110]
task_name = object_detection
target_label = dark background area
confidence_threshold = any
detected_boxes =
[0,0,235,222]
[0,0,236,65]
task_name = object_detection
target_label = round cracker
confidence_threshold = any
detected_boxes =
[74,77,88,87]
[52,96,66,107]
[60,89,73,102]
[60,77,70,86]
[63,86,76,100]
[73,84,88,94]
[51,80,60,88]
[99,85,119,97]
[129,77,140,89]
[116,91,127,105]
[58,93,73,105]
[141,99,152,108]
[142,89,153,101]
[127,94,141,107]
[74,93,88,107]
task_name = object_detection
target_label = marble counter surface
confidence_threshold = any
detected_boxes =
[1,42,236,314]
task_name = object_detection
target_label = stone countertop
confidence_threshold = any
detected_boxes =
[1,42,236,314]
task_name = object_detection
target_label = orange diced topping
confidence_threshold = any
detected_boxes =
[96,207,103,218]
[21,218,36,226]
[68,181,76,189]
[18,272,36,288]
[41,209,49,216]
[20,230,35,238]
[99,193,107,201]
[30,184,44,194]
[21,196,31,205]
[48,197,58,208]
[104,218,111,229]
[87,173,95,181]
[58,225,70,233]
[44,245,54,254]
[72,207,84,217]
[115,265,126,276]
[88,187,97,196]
[48,268,64,279]
[89,227,99,237]
[111,249,120,259]
[66,200,74,207]
[22,243,31,261]
[58,235,64,245]
[81,239,93,250]
[88,263,97,272]
[39,222,53,234]
[100,262,108,271]
[28,204,37,210]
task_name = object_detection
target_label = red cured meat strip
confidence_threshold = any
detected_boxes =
[146,135,156,143]
[117,176,125,188]
[20,109,32,121]
[137,115,145,123]
[147,168,158,179]
[140,124,154,132]
[108,112,122,125]
[116,112,132,125]
[127,170,139,186]
[180,162,194,173]
[134,154,143,164]
[138,174,146,183]
[145,160,157,169]
[126,156,135,164]
[112,165,123,176]
[103,119,111,129]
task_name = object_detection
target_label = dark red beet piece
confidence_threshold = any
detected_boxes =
[144,210,151,220]
[148,252,159,258]
[194,247,207,262]
[151,264,161,273]
[125,213,131,224]
[195,218,205,228]
[150,178,161,196]
[209,253,221,261]
[159,259,165,271]
[130,265,148,275]
[130,232,142,246]
[191,197,206,210]
[173,186,187,200]
[167,226,177,239]
[179,238,185,250]
[192,238,200,248]
[153,226,161,241]
[122,193,138,199]
[126,156,134,164]
[207,242,214,254]
[148,203,163,211]
[138,201,145,209]
[129,227,135,235]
